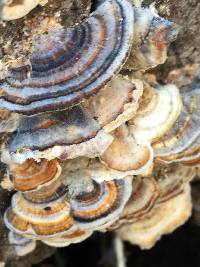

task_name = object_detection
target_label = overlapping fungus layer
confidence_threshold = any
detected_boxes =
[0,0,196,254]
[154,77,200,165]
[4,163,132,244]
[0,0,134,114]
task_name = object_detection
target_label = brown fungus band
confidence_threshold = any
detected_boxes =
[9,159,61,192]
[0,0,134,115]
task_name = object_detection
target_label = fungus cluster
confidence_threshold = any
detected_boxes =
[0,0,198,257]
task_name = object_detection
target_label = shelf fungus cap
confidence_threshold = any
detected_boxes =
[4,183,75,238]
[83,76,143,133]
[1,106,113,164]
[125,6,178,71]
[0,0,134,114]
[0,0,40,21]
[4,170,133,241]
[8,231,36,256]
[61,171,133,231]
[8,158,61,192]
[116,183,192,249]
[100,124,154,175]
[153,79,200,165]
[128,84,182,143]
[108,177,159,231]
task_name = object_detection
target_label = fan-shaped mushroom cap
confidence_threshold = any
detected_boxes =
[0,0,41,21]
[108,177,159,230]
[8,231,36,256]
[83,76,143,133]
[100,125,153,174]
[4,183,75,238]
[8,159,61,192]
[61,171,133,231]
[4,167,132,243]
[1,106,113,164]
[116,183,191,249]
[0,0,134,115]
[125,6,178,71]
[129,84,182,143]
[153,78,200,165]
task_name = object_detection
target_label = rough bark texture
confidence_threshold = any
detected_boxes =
[0,0,199,266]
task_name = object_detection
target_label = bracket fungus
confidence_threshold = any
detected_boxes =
[116,184,192,249]
[0,0,134,114]
[4,164,133,245]
[153,78,200,165]
[0,0,192,256]
[1,106,113,164]
[124,6,178,71]
[67,176,133,231]
[108,177,160,231]
[83,76,143,133]
[58,157,142,183]
[42,229,93,248]
[100,125,154,174]
[128,83,182,143]
[8,159,61,192]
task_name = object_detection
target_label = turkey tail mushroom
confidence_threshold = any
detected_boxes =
[116,183,192,249]
[83,76,143,133]
[153,78,200,165]
[1,106,113,164]
[108,177,159,230]
[8,159,61,192]
[100,124,154,175]
[128,83,182,143]
[0,0,134,114]
[124,6,178,71]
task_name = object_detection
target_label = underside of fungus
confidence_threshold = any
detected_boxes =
[0,0,197,257]
[116,184,192,249]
